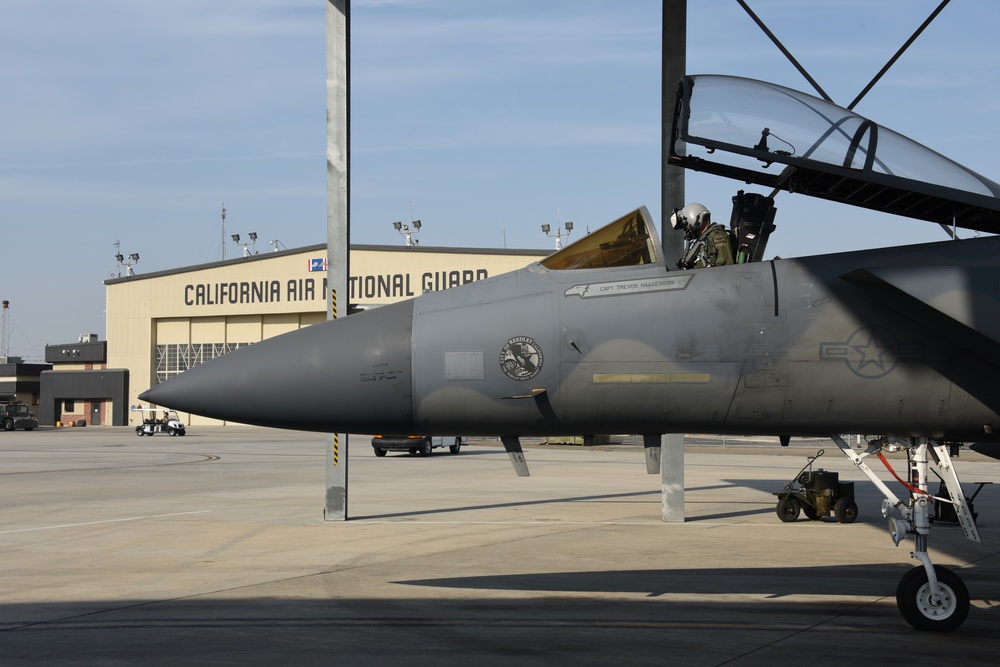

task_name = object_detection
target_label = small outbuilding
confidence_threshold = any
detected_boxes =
[40,335,129,426]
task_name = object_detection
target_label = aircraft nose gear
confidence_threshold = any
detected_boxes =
[831,435,979,631]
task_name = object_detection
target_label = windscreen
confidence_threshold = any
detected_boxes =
[541,208,660,270]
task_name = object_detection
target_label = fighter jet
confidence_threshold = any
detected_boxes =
[141,75,1000,631]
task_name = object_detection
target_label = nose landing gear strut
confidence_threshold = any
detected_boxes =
[831,435,978,631]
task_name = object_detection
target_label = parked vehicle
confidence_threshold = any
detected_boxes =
[371,435,462,457]
[773,449,858,523]
[1,401,38,431]
[135,409,186,436]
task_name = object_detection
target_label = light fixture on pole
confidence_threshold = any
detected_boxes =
[541,220,573,249]
[393,218,422,247]
[125,252,139,277]
[232,233,256,258]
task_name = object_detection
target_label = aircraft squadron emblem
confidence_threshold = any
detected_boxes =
[500,336,544,381]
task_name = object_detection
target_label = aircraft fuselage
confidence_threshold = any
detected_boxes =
[141,223,1000,443]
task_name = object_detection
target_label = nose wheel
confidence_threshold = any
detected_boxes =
[896,564,970,632]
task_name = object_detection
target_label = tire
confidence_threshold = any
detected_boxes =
[420,438,432,456]
[374,448,387,457]
[168,427,177,436]
[3,419,13,431]
[833,498,858,523]
[178,429,185,436]
[896,565,969,632]
[776,497,800,522]
[135,426,144,436]
[25,427,33,431]
[802,503,819,520]
[450,437,462,454]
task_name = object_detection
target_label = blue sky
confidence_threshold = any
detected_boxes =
[1,0,998,361]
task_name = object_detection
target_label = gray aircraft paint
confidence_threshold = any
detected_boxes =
[140,214,1000,443]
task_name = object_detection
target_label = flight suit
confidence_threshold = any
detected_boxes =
[702,224,735,267]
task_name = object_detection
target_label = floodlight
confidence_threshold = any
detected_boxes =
[232,234,240,242]
[541,224,551,234]
[393,221,402,230]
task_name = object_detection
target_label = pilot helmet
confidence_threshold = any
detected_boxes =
[670,203,711,238]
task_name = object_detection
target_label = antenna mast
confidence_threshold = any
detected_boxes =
[113,240,123,278]
[1,300,10,359]
[221,203,227,261]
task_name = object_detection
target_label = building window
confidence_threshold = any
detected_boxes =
[154,342,250,384]
[64,399,75,412]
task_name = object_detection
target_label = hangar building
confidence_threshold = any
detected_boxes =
[104,243,548,427]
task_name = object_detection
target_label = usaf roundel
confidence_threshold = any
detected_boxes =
[500,336,544,381]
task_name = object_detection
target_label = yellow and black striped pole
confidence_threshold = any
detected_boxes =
[324,0,350,521]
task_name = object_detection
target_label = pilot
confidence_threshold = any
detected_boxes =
[671,203,735,269]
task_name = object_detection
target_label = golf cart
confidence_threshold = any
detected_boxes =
[135,409,186,437]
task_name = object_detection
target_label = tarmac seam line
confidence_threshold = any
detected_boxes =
[0,510,212,534]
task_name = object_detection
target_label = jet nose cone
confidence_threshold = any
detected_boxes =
[139,300,414,432]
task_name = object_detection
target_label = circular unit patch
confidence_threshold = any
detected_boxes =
[499,336,544,381]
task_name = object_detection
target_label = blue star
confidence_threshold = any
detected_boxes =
[850,333,891,372]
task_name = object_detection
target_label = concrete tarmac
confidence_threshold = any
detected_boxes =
[1,426,999,666]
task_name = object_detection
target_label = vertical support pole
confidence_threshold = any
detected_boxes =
[661,0,686,265]
[660,0,687,523]
[324,0,350,521]
[661,433,685,522]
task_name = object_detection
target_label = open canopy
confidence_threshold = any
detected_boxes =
[670,75,1000,234]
